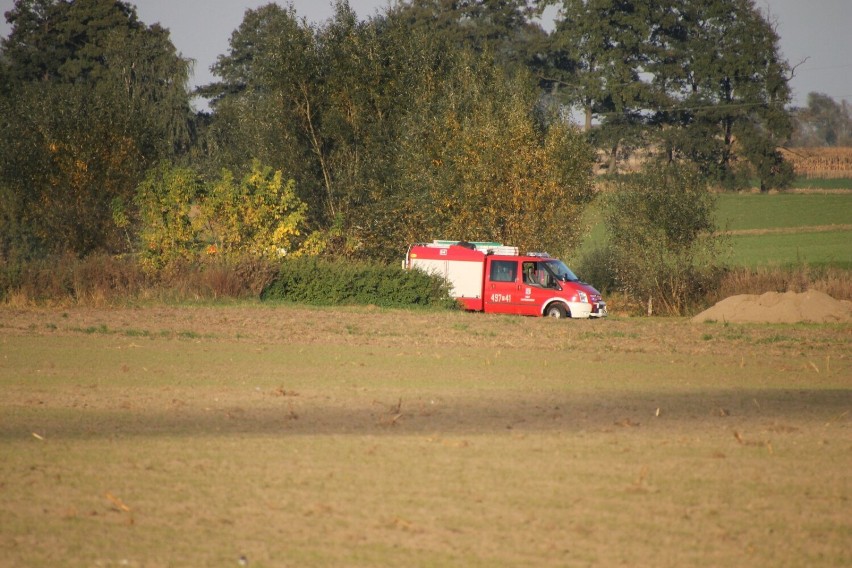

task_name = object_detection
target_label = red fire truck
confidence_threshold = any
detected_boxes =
[404,240,607,318]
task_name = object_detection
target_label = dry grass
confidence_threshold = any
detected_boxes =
[1,254,277,307]
[713,265,852,304]
[780,147,852,179]
[1,305,849,567]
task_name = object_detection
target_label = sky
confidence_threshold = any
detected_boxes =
[1,0,850,111]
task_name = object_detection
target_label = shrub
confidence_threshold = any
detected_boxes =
[158,255,279,300]
[261,257,455,309]
[602,164,727,315]
[573,246,617,295]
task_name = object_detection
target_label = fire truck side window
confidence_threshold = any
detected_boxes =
[490,260,517,282]
[524,261,557,288]
[523,262,536,284]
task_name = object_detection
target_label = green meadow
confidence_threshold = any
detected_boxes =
[716,192,852,268]
[578,188,852,269]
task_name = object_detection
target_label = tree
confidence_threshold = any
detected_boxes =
[602,163,725,314]
[539,0,794,189]
[201,1,596,261]
[386,0,545,72]
[0,0,193,260]
[375,49,596,259]
[135,162,204,272]
[202,160,307,260]
[647,0,793,189]
[540,0,657,132]
[199,3,333,224]
[790,93,852,147]
[537,0,666,176]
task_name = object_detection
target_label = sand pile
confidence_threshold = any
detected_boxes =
[691,290,852,324]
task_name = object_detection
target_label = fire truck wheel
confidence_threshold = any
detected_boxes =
[545,304,568,319]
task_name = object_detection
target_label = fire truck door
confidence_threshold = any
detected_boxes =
[484,259,520,314]
[515,261,546,316]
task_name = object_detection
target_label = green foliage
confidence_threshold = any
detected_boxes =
[573,246,617,294]
[387,0,545,71]
[261,257,455,309]
[543,0,658,132]
[541,0,793,190]
[362,49,596,260]
[601,164,726,314]
[0,0,193,260]
[0,81,147,258]
[135,163,205,272]
[652,0,793,190]
[200,4,595,262]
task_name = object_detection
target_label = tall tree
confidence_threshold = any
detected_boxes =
[199,4,325,219]
[539,0,794,188]
[386,0,545,71]
[648,0,793,190]
[541,0,656,132]
[0,0,193,259]
[201,0,596,261]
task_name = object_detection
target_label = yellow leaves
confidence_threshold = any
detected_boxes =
[413,97,593,254]
[138,160,315,271]
[196,160,308,260]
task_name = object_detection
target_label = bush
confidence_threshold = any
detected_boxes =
[602,164,727,315]
[261,257,455,309]
[573,246,617,295]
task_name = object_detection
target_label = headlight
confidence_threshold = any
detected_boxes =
[576,291,588,303]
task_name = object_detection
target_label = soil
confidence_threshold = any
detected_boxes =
[691,289,852,324]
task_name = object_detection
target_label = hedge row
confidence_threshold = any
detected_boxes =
[260,257,456,309]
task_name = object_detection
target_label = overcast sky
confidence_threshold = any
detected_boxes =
[2,0,850,111]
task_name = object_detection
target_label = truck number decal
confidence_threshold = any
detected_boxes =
[490,293,512,303]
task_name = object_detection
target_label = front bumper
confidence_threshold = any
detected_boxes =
[588,302,607,318]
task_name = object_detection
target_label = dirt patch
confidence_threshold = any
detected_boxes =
[692,290,852,324]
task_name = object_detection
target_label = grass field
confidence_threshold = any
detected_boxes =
[716,193,852,268]
[576,190,852,269]
[790,178,852,190]
[715,193,852,232]
[1,304,849,566]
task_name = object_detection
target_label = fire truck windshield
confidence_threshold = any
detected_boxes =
[544,260,580,282]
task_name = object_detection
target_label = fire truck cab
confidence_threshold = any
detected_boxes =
[405,240,607,319]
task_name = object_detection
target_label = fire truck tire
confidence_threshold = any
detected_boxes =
[545,304,568,319]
